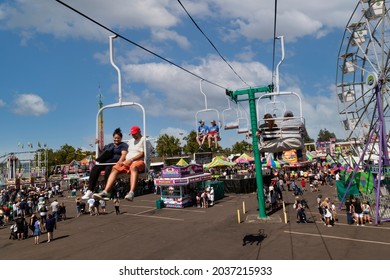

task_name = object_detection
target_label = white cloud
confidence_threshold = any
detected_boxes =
[0,99,5,107]
[206,0,355,42]
[0,0,356,43]
[0,0,180,43]
[120,56,271,122]
[151,28,190,49]
[13,94,50,116]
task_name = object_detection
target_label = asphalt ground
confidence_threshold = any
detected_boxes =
[1,182,390,260]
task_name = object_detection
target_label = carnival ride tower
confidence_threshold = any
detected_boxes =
[98,91,104,151]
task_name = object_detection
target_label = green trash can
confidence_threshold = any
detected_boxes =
[156,199,164,209]
[71,189,76,197]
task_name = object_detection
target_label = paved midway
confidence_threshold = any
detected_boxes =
[1,183,390,260]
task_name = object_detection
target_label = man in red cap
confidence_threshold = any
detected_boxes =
[94,125,146,201]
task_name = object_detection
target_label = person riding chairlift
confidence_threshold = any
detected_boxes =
[197,120,209,151]
[257,113,282,159]
[208,120,220,149]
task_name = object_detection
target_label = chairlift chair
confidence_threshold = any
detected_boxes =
[236,104,250,134]
[257,91,306,154]
[195,79,222,142]
[222,95,239,130]
[95,36,151,180]
[257,98,287,127]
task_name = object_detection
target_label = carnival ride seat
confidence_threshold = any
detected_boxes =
[222,96,239,130]
[258,116,305,153]
[96,138,154,182]
[196,79,222,146]
[95,35,152,184]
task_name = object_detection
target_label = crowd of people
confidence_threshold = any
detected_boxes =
[1,184,62,244]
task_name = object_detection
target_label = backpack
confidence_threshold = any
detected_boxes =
[144,139,154,171]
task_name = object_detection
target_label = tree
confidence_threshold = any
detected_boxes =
[317,128,336,142]
[155,134,181,157]
[52,144,84,166]
[231,140,253,154]
[182,130,199,154]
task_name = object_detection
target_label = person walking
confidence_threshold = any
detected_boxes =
[75,197,82,217]
[114,198,120,215]
[50,199,59,222]
[45,213,56,243]
[33,217,42,245]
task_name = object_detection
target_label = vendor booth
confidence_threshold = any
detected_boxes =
[154,164,214,208]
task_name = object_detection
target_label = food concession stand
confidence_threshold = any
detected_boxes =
[154,164,212,208]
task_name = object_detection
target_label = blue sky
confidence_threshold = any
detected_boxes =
[0,0,358,158]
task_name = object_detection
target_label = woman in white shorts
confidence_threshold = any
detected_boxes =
[352,198,364,226]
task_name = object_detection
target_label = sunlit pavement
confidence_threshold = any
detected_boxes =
[1,184,390,260]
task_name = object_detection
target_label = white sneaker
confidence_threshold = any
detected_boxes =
[93,191,109,201]
[82,190,93,200]
[125,191,135,201]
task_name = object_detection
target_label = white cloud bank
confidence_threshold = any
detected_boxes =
[13,94,50,116]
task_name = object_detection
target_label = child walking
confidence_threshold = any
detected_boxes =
[33,217,42,245]
[114,198,120,215]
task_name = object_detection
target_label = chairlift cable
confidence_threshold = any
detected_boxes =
[177,0,250,88]
[54,0,227,91]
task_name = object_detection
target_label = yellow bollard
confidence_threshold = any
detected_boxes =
[237,209,241,224]
[242,201,246,214]
[282,201,288,224]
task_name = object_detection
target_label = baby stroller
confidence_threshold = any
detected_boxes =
[300,198,309,209]
[80,201,86,214]
[9,224,18,240]
[292,184,303,195]
[297,208,307,223]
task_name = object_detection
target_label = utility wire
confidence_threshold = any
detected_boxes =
[177,0,251,88]
[54,0,227,90]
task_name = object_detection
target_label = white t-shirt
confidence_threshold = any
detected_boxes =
[50,201,59,212]
[87,198,95,207]
[126,136,145,161]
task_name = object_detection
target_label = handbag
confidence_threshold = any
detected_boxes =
[96,144,114,163]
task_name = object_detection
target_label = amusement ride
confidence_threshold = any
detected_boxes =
[336,0,390,223]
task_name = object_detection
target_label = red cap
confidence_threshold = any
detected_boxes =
[129,125,141,135]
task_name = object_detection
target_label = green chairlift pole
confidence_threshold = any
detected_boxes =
[226,85,273,218]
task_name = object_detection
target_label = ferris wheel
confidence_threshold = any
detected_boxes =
[336,0,390,152]
[336,0,390,224]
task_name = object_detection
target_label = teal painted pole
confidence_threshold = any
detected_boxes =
[227,85,272,218]
[247,90,267,218]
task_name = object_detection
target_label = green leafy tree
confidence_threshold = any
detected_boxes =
[317,128,336,142]
[156,134,181,157]
[182,130,199,155]
[53,144,84,165]
[231,140,252,154]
